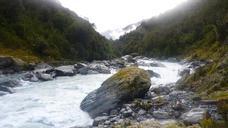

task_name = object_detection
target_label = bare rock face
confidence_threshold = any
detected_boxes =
[80,67,151,118]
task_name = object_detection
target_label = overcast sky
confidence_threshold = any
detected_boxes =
[59,0,187,32]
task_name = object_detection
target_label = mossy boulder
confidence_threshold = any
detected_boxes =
[80,67,151,118]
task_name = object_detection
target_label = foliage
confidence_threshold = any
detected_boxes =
[118,0,228,59]
[0,0,115,62]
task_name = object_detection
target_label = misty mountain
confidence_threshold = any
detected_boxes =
[0,0,114,62]
[102,23,140,40]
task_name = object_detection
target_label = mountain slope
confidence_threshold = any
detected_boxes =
[117,0,228,123]
[118,0,228,58]
[0,0,114,62]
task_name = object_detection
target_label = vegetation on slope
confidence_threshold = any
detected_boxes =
[118,0,227,58]
[117,0,228,126]
[0,0,114,62]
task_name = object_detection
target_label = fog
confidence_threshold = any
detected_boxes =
[59,0,187,33]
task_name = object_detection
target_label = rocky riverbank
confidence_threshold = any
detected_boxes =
[0,55,223,128]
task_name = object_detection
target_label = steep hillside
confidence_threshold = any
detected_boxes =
[118,0,227,58]
[118,0,228,124]
[0,0,114,62]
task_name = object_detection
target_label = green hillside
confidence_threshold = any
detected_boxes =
[0,0,114,62]
[118,0,227,59]
[118,0,228,114]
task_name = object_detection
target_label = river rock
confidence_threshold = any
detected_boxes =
[178,68,190,77]
[74,63,87,70]
[35,63,52,70]
[110,58,126,68]
[22,72,39,82]
[0,91,9,96]
[153,111,170,119]
[0,85,14,93]
[93,116,109,126]
[147,70,161,78]
[54,65,76,76]
[122,55,135,63]
[181,108,207,124]
[0,56,27,74]
[35,72,53,81]
[80,67,151,118]
[88,63,111,74]
[150,86,171,95]
[0,79,21,88]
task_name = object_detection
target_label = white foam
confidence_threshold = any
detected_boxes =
[0,60,183,128]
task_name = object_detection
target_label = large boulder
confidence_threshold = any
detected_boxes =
[0,56,27,74]
[80,67,151,118]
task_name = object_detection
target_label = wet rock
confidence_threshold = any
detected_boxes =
[35,72,53,81]
[35,63,52,70]
[80,67,151,118]
[147,70,161,78]
[181,108,207,124]
[0,91,9,96]
[74,63,87,70]
[153,111,170,119]
[0,85,14,93]
[138,109,146,115]
[53,65,76,76]
[137,61,150,66]
[0,79,21,88]
[150,86,171,95]
[178,68,190,77]
[122,55,135,63]
[88,63,111,74]
[0,56,27,74]
[110,59,126,68]
[93,116,109,126]
[22,72,39,82]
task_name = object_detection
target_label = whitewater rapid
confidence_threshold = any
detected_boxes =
[0,60,183,128]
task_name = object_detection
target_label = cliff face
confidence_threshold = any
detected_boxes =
[0,0,114,62]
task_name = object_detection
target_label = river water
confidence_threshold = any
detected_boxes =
[0,59,184,128]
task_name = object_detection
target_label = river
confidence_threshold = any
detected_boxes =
[0,59,184,128]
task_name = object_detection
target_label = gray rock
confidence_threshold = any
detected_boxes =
[88,63,111,74]
[181,108,207,124]
[122,55,135,63]
[0,85,14,93]
[35,63,52,70]
[138,109,146,115]
[153,111,170,119]
[150,86,171,95]
[74,63,87,70]
[178,68,190,77]
[0,91,9,96]
[147,70,161,78]
[0,79,21,88]
[93,116,109,126]
[36,72,53,81]
[22,72,39,82]
[0,56,27,74]
[80,67,151,118]
[54,65,76,76]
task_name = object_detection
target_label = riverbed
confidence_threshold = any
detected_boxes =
[0,59,184,128]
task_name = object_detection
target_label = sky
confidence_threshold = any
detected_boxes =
[59,0,187,33]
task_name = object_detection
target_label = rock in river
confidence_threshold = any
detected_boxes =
[80,67,151,118]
